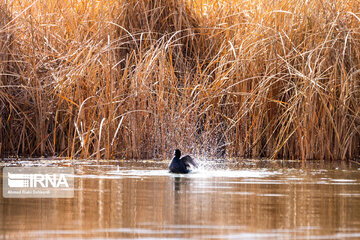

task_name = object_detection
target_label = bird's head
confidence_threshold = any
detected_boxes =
[174,149,181,158]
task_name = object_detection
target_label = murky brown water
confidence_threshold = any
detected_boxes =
[0,159,360,239]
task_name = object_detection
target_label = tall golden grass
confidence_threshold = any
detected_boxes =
[0,0,359,160]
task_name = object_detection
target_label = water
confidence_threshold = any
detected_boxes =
[0,159,360,239]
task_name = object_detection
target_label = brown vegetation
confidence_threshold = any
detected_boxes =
[0,0,360,160]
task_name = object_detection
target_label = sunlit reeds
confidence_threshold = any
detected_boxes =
[0,0,359,160]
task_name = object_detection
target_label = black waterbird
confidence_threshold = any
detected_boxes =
[169,149,198,174]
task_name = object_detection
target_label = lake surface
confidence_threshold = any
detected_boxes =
[0,159,360,239]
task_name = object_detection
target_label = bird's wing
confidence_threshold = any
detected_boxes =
[180,155,198,168]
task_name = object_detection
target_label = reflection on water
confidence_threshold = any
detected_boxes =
[0,160,360,239]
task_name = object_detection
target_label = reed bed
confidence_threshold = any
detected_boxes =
[0,0,359,160]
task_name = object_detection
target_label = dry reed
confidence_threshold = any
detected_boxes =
[0,0,359,160]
